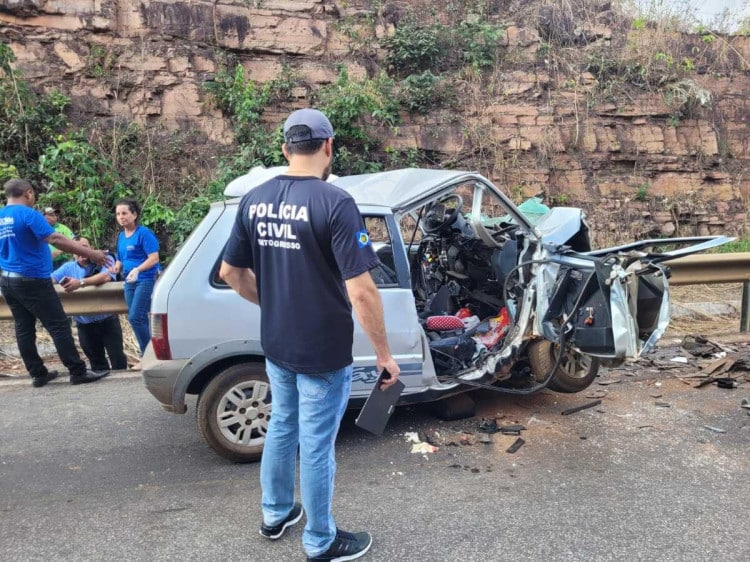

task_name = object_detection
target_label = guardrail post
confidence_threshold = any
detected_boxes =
[741,281,750,333]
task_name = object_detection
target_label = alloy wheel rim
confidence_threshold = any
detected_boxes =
[216,380,271,447]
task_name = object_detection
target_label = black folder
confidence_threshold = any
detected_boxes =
[354,370,405,435]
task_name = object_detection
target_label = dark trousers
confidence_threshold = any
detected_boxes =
[77,316,127,371]
[0,276,87,379]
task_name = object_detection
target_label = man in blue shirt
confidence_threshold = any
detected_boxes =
[220,109,400,562]
[0,178,111,387]
[52,236,127,372]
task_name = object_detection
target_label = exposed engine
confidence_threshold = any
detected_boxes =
[411,205,525,375]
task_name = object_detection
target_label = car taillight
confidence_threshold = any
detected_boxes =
[150,313,172,360]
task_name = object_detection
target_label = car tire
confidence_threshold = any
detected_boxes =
[197,363,271,463]
[528,340,600,393]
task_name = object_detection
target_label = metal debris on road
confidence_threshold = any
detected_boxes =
[715,377,739,389]
[695,377,718,388]
[597,379,621,385]
[681,335,734,357]
[506,438,525,454]
[695,375,746,389]
[702,357,736,376]
[561,399,602,416]
[670,357,689,364]
[655,401,671,408]
[477,418,499,433]
[703,425,727,434]
[478,433,492,444]
[499,424,527,435]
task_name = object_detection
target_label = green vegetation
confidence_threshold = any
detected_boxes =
[1,0,747,258]
[383,15,504,76]
[0,44,69,176]
[634,183,650,202]
[712,237,750,253]
[37,135,130,248]
[398,71,445,114]
[0,44,225,256]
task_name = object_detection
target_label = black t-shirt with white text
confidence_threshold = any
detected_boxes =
[223,175,380,374]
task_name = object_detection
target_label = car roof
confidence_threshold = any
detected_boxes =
[223,166,485,212]
[332,168,483,210]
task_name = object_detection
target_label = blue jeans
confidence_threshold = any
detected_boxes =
[261,360,352,557]
[123,278,155,355]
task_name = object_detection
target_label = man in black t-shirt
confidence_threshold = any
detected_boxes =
[221,108,400,562]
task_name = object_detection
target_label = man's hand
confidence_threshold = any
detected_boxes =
[126,269,139,283]
[377,356,401,390]
[88,249,108,266]
[60,277,81,293]
[219,261,259,305]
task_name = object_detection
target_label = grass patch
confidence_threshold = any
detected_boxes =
[711,237,750,253]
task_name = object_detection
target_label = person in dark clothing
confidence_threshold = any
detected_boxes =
[0,178,111,387]
[220,108,400,562]
[52,236,127,372]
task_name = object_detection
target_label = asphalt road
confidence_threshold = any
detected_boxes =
[1,364,749,562]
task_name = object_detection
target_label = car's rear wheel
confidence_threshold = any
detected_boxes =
[197,363,271,463]
[528,340,599,393]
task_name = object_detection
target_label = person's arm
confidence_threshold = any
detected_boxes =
[134,252,159,274]
[61,271,111,293]
[345,271,401,388]
[126,227,161,282]
[219,261,259,305]
[46,233,107,266]
[51,263,68,284]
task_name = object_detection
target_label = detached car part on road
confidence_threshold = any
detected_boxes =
[143,167,731,462]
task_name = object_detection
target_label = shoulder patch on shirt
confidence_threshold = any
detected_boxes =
[356,230,371,248]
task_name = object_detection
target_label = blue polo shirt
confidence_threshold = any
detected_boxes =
[116,225,160,280]
[51,260,116,324]
[223,175,380,374]
[0,204,55,278]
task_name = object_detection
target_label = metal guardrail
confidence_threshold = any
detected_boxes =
[0,254,748,330]
[0,281,128,320]
[668,253,750,332]
[667,253,750,285]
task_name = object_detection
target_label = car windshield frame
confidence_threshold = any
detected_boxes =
[396,179,538,249]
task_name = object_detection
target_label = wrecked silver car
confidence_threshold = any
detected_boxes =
[143,167,730,462]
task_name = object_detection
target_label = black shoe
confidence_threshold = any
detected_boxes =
[32,371,59,388]
[70,370,110,385]
[259,503,304,540]
[307,529,372,561]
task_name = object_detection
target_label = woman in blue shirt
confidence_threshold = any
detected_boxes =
[110,198,160,365]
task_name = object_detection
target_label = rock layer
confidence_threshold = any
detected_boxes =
[1,0,747,241]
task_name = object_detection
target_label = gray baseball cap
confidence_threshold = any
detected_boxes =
[283,108,334,143]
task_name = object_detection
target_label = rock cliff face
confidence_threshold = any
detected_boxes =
[1,0,748,241]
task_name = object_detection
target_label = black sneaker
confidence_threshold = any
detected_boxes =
[307,529,372,561]
[32,371,59,388]
[259,503,304,540]
[70,370,110,385]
